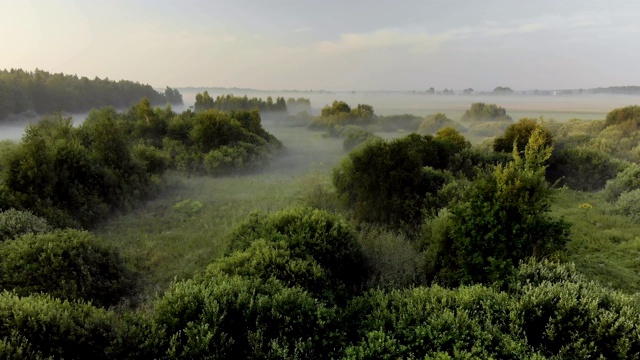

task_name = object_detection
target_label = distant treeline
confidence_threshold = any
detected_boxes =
[0,68,183,120]
[194,91,311,113]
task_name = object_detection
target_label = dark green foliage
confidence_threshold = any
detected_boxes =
[333,134,450,228]
[152,274,339,359]
[428,130,570,285]
[513,266,640,358]
[0,209,50,241]
[0,229,136,307]
[547,147,628,191]
[194,92,288,112]
[605,105,640,128]
[226,207,368,299]
[207,239,335,301]
[2,111,165,227]
[494,118,553,153]
[343,286,534,359]
[461,102,512,122]
[603,163,640,201]
[0,292,146,360]
[0,68,180,120]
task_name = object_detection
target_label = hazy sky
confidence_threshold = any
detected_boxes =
[2,0,639,91]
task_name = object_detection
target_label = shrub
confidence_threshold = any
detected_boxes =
[547,147,628,191]
[343,286,533,359]
[131,143,169,175]
[152,274,340,359]
[516,279,640,358]
[603,163,640,202]
[0,291,148,360]
[0,209,51,241]
[0,229,136,307]
[418,113,464,134]
[333,134,449,228]
[226,208,368,298]
[428,129,570,286]
[605,105,640,127]
[378,114,423,132]
[467,121,511,138]
[461,103,512,122]
[611,189,640,222]
[493,118,553,154]
[207,239,336,301]
[342,128,379,151]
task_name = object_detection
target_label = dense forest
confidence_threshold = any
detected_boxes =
[0,69,183,120]
[2,88,640,358]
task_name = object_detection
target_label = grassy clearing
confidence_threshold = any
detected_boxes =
[552,189,640,293]
[94,126,345,296]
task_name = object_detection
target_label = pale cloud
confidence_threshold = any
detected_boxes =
[293,27,312,33]
[314,29,451,54]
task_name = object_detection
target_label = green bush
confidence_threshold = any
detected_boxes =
[547,147,628,191]
[418,113,464,134]
[493,118,553,154]
[0,209,51,241]
[333,134,449,228]
[131,143,169,175]
[152,274,340,359]
[428,129,570,285]
[377,114,423,132]
[0,291,148,360]
[343,286,534,359]
[461,103,512,122]
[226,208,368,299]
[611,189,640,222]
[604,163,640,201]
[342,127,379,151]
[207,239,336,301]
[516,279,640,358]
[605,105,640,127]
[0,229,136,307]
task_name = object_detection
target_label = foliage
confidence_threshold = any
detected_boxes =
[152,274,340,359]
[0,68,180,120]
[0,292,148,360]
[333,134,451,228]
[0,229,136,307]
[309,101,375,131]
[340,126,380,151]
[435,127,471,153]
[343,285,534,359]
[1,111,165,227]
[428,129,570,285]
[611,189,640,223]
[603,163,640,201]
[226,207,368,299]
[461,102,512,122]
[547,146,628,191]
[0,209,51,242]
[194,92,287,112]
[377,114,423,132]
[207,239,335,301]
[605,105,640,128]
[418,113,464,134]
[494,118,553,154]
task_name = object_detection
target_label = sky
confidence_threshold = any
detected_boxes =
[1,0,639,91]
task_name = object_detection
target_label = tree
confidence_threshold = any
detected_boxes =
[333,134,450,228]
[493,118,553,154]
[461,102,512,122]
[428,128,570,285]
[463,88,474,95]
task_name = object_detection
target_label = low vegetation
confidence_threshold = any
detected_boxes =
[2,94,640,358]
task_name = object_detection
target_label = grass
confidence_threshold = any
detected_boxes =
[94,126,345,296]
[552,189,640,293]
[94,122,640,297]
